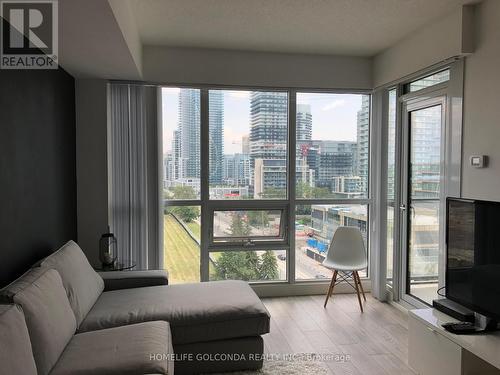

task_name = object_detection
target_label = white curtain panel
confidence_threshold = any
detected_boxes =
[108,84,161,270]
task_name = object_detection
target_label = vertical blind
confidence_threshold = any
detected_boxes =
[108,83,161,270]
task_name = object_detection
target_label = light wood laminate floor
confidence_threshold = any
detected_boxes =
[262,294,415,375]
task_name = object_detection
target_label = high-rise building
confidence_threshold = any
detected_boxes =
[410,106,442,198]
[174,89,224,184]
[296,104,312,141]
[356,95,370,192]
[331,176,363,198]
[222,153,251,186]
[209,91,224,184]
[249,92,288,193]
[253,158,314,198]
[241,135,250,154]
[163,153,173,188]
[178,89,200,179]
[308,140,357,188]
[296,104,313,186]
[172,129,181,179]
[249,92,288,163]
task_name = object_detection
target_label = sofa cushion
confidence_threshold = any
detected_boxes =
[99,270,169,291]
[79,280,270,345]
[0,304,38,375]
[51,321,173,375]
[0,268,76,375]
[175,336,264,375]
[40,240,104,325]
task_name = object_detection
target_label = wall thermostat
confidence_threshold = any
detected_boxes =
[470,155,487,168]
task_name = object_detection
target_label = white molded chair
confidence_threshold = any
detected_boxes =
[322,226,368,311]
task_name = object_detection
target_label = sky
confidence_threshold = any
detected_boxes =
[162,88,364,155]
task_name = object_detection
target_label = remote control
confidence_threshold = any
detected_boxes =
[442,322,480,334]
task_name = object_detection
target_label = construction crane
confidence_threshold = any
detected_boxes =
[300,143,310,184]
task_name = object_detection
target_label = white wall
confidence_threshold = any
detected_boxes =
[75,79,109,265]
[59,0,142,80]
[143,46,372,89]
[461,0,500,201]
[373,5,474,87]
[373,0,500,201]
[108,0,143,75]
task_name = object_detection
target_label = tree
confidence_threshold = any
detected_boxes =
[228,212,251,237]
[167,206,199,223]
[244,251,260,275]
[164,186,200,222]
[259,251,279,280]
[214,251,280,281]
[296,205,312,216]
[296,182,330,199]
[171,186,197,200]
[214,252,244,280]
[214,251,260,281]
[260,187,286,199]
[296,215,312,226]
[213,210,279,282]
[247,210,269,228]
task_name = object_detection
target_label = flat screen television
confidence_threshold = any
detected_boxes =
[446,197,500,321]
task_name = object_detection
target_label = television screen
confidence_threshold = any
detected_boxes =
[446,198,500,320]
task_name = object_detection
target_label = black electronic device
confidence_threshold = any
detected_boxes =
[441,321,484,334]
[445,198,500,331]
[433,298,474,323]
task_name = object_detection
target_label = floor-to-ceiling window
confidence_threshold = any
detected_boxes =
[294,93,371,280]
[206,89,289,283]
[162,87,371,287]
[163,88,202,283]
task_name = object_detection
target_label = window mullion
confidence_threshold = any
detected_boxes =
[200,89,210,281]
[288,89,297,284]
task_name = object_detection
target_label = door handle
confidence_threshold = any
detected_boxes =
[400,205,407,211]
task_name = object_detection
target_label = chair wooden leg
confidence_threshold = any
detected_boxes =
[355,271,366,301]
[329,270,338,299]
[324,270,338,308]
[352,271,364,312]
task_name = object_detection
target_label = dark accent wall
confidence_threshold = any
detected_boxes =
[0,68,76,287]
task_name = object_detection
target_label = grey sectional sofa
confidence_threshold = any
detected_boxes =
[0,268,173,375]
[0,304,39,375]
[0,241,271,374]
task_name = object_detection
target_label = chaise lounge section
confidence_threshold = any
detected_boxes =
[1,241,270,374]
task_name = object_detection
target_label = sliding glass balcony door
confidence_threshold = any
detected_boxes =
[402,99,445,305]
[383,62,464,307]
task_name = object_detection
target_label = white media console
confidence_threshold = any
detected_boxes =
[409,309,500,375]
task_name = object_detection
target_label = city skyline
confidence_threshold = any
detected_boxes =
[163,87,370,200]
[162,88,363,155]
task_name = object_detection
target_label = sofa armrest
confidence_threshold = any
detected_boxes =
[98,270,169,291]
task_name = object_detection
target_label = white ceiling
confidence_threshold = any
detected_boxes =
[130,0,473,57]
